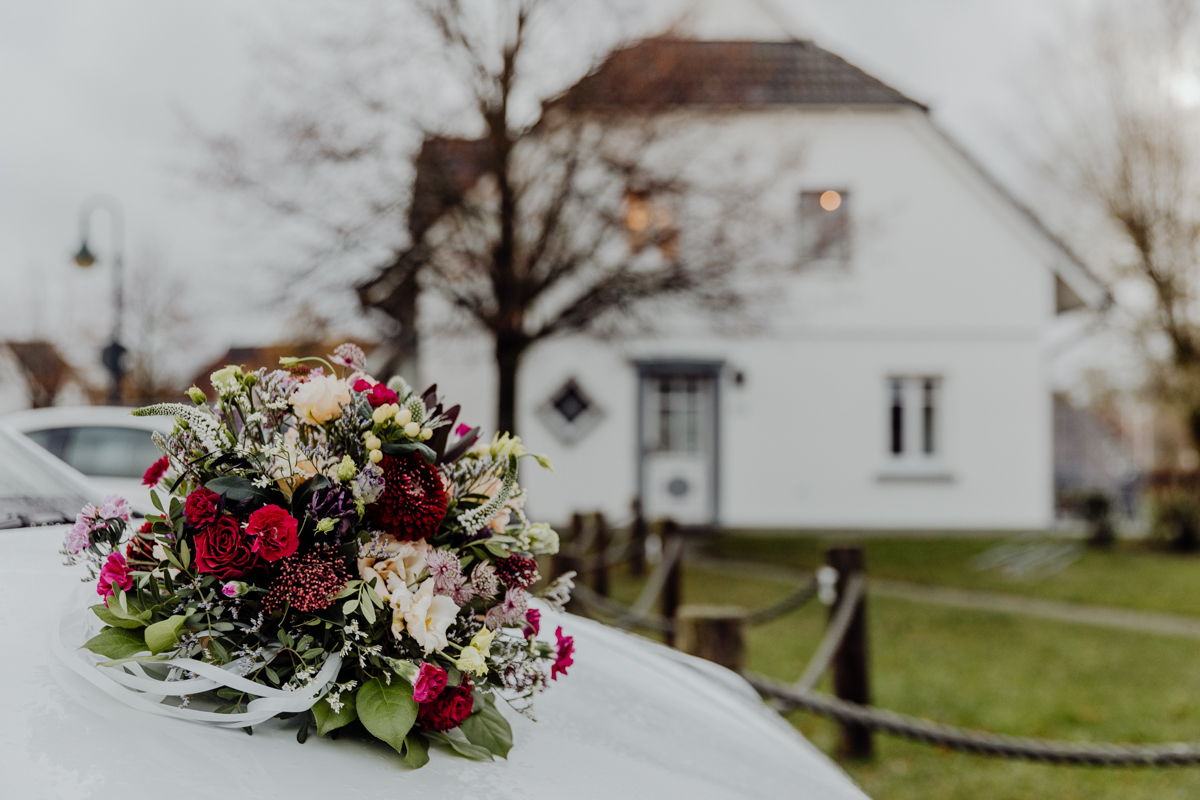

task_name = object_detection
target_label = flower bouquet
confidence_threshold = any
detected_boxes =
[61,344,574,768]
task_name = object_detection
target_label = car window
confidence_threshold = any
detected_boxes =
[0,429,91,527]
[61,426,162,479]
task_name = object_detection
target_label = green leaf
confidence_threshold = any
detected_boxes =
[179,540,191,571]
[485,540,510,558]
[91,603,146,629]
[360,587,377,626]
[403,732,430,769]
[425,729,494,761]
[98,653,171,668]
[342,598,359,615]
[459,694,513,759]
[151,490,164,513]
[205,476,274,505]
[357,677,418,756]
[145,615,188,655]
[380,440,437,464]
[313,689,359,737]
[82,627,147,660]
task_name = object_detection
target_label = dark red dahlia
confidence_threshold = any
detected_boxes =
[495,554,540,589]
[417,678,474,732]
[369,454,449,541]
[263,548,349,613]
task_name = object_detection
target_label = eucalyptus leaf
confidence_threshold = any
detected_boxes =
[403,732,430,769]
[82,627,147,660]
[459,694,513,759]
[313,689,358,737]
[91,603,146,629]
[379,440,437,464]
[425,729,494,761]
[145,615,187,655]
[205,476,274,505]
[357,678,418,756]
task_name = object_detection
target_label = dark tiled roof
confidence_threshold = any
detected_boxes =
[550,38,926,111]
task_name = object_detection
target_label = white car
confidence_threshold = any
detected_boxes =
[3,406,176,513]
[0,426,868,799]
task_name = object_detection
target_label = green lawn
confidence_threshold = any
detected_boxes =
[595,535,1200,800]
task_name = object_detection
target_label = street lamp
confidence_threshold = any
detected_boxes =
[73,196,126,405]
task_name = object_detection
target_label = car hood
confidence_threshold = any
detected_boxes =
[0,527,866,799]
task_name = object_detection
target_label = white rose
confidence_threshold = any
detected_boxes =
[390,579,459,653]
[290,374,352,425]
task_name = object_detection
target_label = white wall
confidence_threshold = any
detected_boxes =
[420,106,1069,530]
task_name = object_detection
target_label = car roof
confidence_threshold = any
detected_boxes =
[0,528,866,799]
[3,405,177,434]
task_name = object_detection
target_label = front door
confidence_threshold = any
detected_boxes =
[639,368,718,526]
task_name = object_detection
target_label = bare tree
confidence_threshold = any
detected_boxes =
[197,1,787,433]
[122,249,197,402]
[1036,0,1200,451]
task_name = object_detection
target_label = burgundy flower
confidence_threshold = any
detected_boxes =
[247,505,300,562]
[142,455,169,487]
[369,454,449,541]
[262,548,348,613]
[523,608,541,639]
[412,663,448,703]
[184,488,221,527]
[495,554,539,590]
[97,552,133,597]
[552,626,574,680]
[417,679,474,732]
[194,516,262,579]
[352,379,398,408]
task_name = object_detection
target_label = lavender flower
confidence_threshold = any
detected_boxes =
[485,587,529,630]
[353,462,385,504]
[472,563,499,600]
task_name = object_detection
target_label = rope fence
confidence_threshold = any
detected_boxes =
[553,513,1200,768]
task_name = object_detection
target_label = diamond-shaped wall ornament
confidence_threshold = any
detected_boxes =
[537,378,604,445]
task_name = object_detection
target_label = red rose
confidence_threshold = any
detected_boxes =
[417,679,474,732]
[142,455,169,487]
[353,379,398,408]
[247,504,300,562]
[194,516,262,579]
[185,488,221,527]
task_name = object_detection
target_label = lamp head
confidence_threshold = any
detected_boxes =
[73,240,96,267]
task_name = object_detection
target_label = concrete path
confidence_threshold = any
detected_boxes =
[689,555,1200,641]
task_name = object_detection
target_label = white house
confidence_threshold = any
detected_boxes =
[408,37,1108,531]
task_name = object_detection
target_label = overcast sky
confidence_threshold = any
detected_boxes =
[0,0,1081,384]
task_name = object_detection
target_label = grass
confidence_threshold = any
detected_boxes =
[594,534,1200,799]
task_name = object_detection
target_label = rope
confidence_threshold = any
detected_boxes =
[742,577,818,626]
[795,574,863,692]
[570,582,676,632]
[745,673,1200,766]
[631,535,685,615]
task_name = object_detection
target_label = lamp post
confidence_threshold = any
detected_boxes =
[73,196,126,405]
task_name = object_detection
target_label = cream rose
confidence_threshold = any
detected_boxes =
[358,538,431,604]
[290,374,352,425]
[389,578,459,653]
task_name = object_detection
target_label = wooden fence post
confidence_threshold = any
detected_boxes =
[827,545,873,760]
[593,512,609,598]
[676,606,746,672]
[552,513,585,614]
[629,500,647,578]
[661,520,683,647]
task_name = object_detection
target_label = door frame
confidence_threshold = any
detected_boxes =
[634,359,724,528]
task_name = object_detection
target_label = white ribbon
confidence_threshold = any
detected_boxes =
[52,603,343,729]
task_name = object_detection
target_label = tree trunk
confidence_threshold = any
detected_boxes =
[495,335,526,435]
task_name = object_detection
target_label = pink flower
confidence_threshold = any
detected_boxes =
[99,494,132,523]
[247,505,300,562]
[221,581,241,598]
[412,663,448,703]
[353,379,398,408]
[142,456,169,487]
[455,423,472,437]
[552,626,574,680]
[523,608,541,639]
[426,549,463,595]
[65,517,92,554]
[97,552,133,598]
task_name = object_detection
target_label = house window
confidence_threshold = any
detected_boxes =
[800,189,851,263]
[625,190,678,260]
[537,378,604,444]
[649,375,704,454]
[887,376,940,458]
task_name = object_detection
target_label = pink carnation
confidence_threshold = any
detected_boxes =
[142,455,169,487]
[523,608,541,639]
[412,663,448,703]
[97,552,133,598]
[552,626,574,680]
[99,494,132,523]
